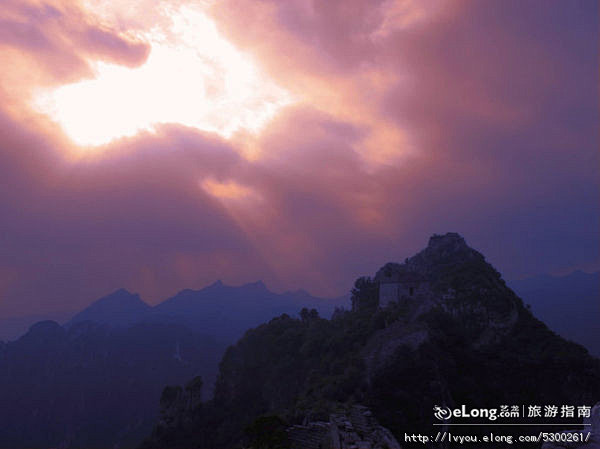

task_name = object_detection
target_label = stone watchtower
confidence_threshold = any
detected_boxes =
[375,264,427,308]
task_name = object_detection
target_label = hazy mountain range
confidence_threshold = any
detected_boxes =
[1,271,597,350]
[65,281,348,343]
[0,282,347,449]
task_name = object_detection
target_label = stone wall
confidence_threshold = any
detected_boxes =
[287,405,401,449]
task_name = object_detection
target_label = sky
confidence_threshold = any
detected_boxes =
[0,0,598,317]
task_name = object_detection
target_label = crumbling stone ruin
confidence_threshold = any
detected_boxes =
[286,405,401,449]
[376,265,428,309]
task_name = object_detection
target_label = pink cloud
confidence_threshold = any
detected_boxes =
[0,0,597,319]
[0,0,149,86]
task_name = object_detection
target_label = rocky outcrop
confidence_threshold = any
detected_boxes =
[287,405,401,449]
[542,403,600,449]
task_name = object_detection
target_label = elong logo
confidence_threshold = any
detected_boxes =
[433,405,499,421]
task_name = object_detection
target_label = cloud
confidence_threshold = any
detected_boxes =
[0,0,149,98]
[0,0,597,317]
[212,0,599,282]
[0,115,269,312]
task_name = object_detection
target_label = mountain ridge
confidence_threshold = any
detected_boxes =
[66,288,151,328]
[141,233,600,449]
[56,280,348,345]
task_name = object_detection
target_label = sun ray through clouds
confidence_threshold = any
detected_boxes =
[33,3,293,147]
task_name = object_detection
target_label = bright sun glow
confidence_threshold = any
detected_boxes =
[34,5,292,147]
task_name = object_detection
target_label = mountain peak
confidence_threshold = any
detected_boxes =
[208,280,224,288]
[405,232,481,273]
[427,232,468,252]
[104,288,136,299]
[244,280,267,290]
[90,289,147,308]
[28,320,63,334]
[22,320,66,343]
[67,289,150,327]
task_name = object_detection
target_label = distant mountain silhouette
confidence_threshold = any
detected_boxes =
[1,282,347,344]
[67,288,151,327]
[151,280,348,343]
[0,311,72,341]
[509,271,599,356]
[0,281,347,448]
